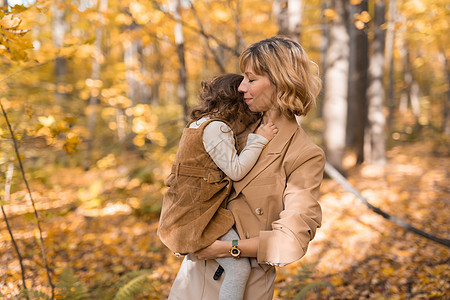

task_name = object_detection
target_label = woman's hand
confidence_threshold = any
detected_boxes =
[193,240,230,260]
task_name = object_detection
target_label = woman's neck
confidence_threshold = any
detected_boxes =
[262,108,284,126]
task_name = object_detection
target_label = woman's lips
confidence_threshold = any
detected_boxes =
[244,98,252,103]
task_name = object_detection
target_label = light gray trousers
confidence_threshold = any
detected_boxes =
[216,228,251,300]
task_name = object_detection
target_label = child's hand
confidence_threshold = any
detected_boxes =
[255,121,278,141]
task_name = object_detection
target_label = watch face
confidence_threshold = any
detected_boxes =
[231,248,240,256]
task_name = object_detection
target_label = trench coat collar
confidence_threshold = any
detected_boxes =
[232,117,299,196]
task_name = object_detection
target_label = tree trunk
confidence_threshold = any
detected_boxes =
[124,33,143,148]
[142,39,163,104]
[124,37,142,104]
[274,0,288,36]
[318,0,330,119]
[116,109,126,142]
[141,42,153,103]
[173,0,188,119]
[85,0,108,169]
[385,0,397,130]
[230,0,245,69]
[274,0,304,42]
[443,52,450,135]
[323,0,349,172]
[347,0,368,164]
[400,47,421,124]
[365,0,387,165]
[153,41,163,104]
[287,0,303,43]
[52,0,67,105]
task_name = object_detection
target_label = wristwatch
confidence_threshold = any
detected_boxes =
[230,240,241,259]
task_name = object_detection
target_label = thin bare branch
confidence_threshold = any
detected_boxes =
[1,163,29,298]
[150,0,240,57]
[0,55,71,84]
[325,162,450,248]
[0,100,55,299]
[229,0,245,56]
[188,0,226,72]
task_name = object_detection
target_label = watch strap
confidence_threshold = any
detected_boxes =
[230,240,240,259]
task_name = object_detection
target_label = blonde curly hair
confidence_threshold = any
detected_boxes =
[239,36,322,119]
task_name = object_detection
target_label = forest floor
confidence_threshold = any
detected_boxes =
[0,139,449,299]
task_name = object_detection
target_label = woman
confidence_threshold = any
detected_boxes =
[168,36,325,300]
[158,73,277,300]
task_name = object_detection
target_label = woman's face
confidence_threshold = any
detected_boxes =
[238,66,276,113]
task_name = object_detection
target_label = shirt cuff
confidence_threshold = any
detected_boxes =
[257,229,307,266]
[264,262,287,267]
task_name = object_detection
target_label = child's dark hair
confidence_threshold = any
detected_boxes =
[190,74,258,125]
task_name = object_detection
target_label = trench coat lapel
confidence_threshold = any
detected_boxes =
[232,118,299,196]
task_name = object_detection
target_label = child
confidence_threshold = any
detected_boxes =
[157,73,277,300]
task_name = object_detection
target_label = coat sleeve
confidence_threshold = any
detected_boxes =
[257,146,325,265]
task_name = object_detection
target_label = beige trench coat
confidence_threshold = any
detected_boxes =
[169,117,325,299]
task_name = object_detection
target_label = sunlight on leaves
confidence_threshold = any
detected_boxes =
[38,115,55,127]
[1,0,448,298]
[97,154,117,169]
[0,14,22,29]
[63,134,81,156]
[323,9,337,22]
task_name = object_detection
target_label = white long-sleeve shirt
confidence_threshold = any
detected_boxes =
[189,117,268,181]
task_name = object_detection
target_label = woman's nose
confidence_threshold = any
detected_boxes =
[238,81,246,93]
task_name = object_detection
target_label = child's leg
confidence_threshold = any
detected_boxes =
[216,228,251,300]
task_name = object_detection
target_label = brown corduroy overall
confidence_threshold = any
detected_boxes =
[157,119,235,254]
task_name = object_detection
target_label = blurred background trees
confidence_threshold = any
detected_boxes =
[1,0,449,298]
[1,0,448,173]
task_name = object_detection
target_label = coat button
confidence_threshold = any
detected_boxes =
[255,208,263,215]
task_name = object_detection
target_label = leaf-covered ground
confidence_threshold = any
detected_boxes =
[1,140,449,299]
